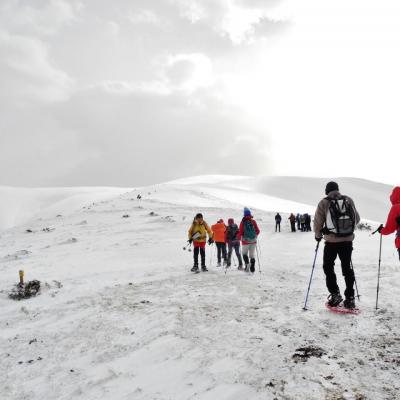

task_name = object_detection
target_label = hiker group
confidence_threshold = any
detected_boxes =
[187,181,400,311]
[187,208,260,274]
[276,213,312,232]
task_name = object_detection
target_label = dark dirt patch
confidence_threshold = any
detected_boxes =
[8,280,41,300]
[292,345,326,363]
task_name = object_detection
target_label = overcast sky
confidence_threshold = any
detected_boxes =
[0,0,398,187]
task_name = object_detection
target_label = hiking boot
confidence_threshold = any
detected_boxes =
[191,265,199,273]
[343,297,355,309]
[217,262,221,267]
[201,266,208,272]
[327,292,343,307]
[244,264,250,272]
[250,259,255,273]
[238,265,243,271]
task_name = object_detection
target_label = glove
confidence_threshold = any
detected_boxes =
[315,236,322,242]
[188,239,193,244]
[208,238,214,245]
[377,224,384,233]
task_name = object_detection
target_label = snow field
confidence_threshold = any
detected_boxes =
[0,178,399,399]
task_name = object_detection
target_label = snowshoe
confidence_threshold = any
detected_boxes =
[327,292,343,307]
[191,265,199,273]
[326,302,360,315]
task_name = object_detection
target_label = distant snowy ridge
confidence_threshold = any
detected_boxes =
[0,175,394,231]
[166,175,394,223]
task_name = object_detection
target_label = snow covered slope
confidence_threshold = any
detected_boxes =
[0,186,131,231]
[0,176,399,400]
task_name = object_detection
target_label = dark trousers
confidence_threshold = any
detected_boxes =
[275,222,281,232]
[323,241,354,298]
[227,242,242,266]
[194,246,205,267]
[398,249,400,261]
[290,222,296,232]
[216,242,227,263]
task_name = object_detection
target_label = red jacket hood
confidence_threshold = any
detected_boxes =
[390,186,400,205]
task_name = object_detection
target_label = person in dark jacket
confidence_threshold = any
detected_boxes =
[296,213,301,230]
[289,213,296,232]
[314,181,360,309]
[378,186,400,261]
[226,218,243,269]
[304,213,312,232]
[275,213,282,232]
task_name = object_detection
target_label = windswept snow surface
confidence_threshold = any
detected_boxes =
[0,176,399,400]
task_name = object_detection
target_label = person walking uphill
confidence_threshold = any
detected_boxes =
[238,208,260,273]
[188,213,214,272]
[226,218,243,269]
[275,213,282,232]
[314,181,360,309]
[378,186,400,261]
[212,219,227,267]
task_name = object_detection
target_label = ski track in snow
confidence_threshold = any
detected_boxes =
[0,182,399,400]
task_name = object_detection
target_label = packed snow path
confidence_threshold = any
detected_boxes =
[1,183,399,400]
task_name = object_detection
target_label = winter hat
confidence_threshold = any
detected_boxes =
[217,219,224,223]
[325,181,339,195]
[244,207,251,217]
[228,218,234,225]
[195,213,203,219]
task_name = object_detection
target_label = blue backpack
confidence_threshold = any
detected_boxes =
[243,219,257,241]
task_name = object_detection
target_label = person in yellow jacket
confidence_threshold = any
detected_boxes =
[188,213,214,272]
[211,219,227,267]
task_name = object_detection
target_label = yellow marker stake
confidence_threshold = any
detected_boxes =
[19,270,24,286]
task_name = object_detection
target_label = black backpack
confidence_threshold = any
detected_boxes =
[325,196,356,237]
[226,224,239,241]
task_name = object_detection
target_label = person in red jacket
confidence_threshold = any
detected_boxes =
[237,207,260,273]
[378,186,400,261]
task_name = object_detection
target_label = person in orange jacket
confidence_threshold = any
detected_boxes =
[378,186,400,261]
[211,219,227,267]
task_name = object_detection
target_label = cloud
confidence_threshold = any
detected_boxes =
[0,31,73,102]
[0,0,284,186]
[0,0,81,37]
[44,83,270,186]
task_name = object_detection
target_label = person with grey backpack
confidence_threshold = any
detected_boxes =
[314,181,360,309]
[226,218,243,270]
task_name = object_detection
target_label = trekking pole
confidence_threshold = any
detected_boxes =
[303,241,320,311]
[256,243,262,274]
[350,259,361,301]
[375,233,383,310]
[209,243,215,268]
